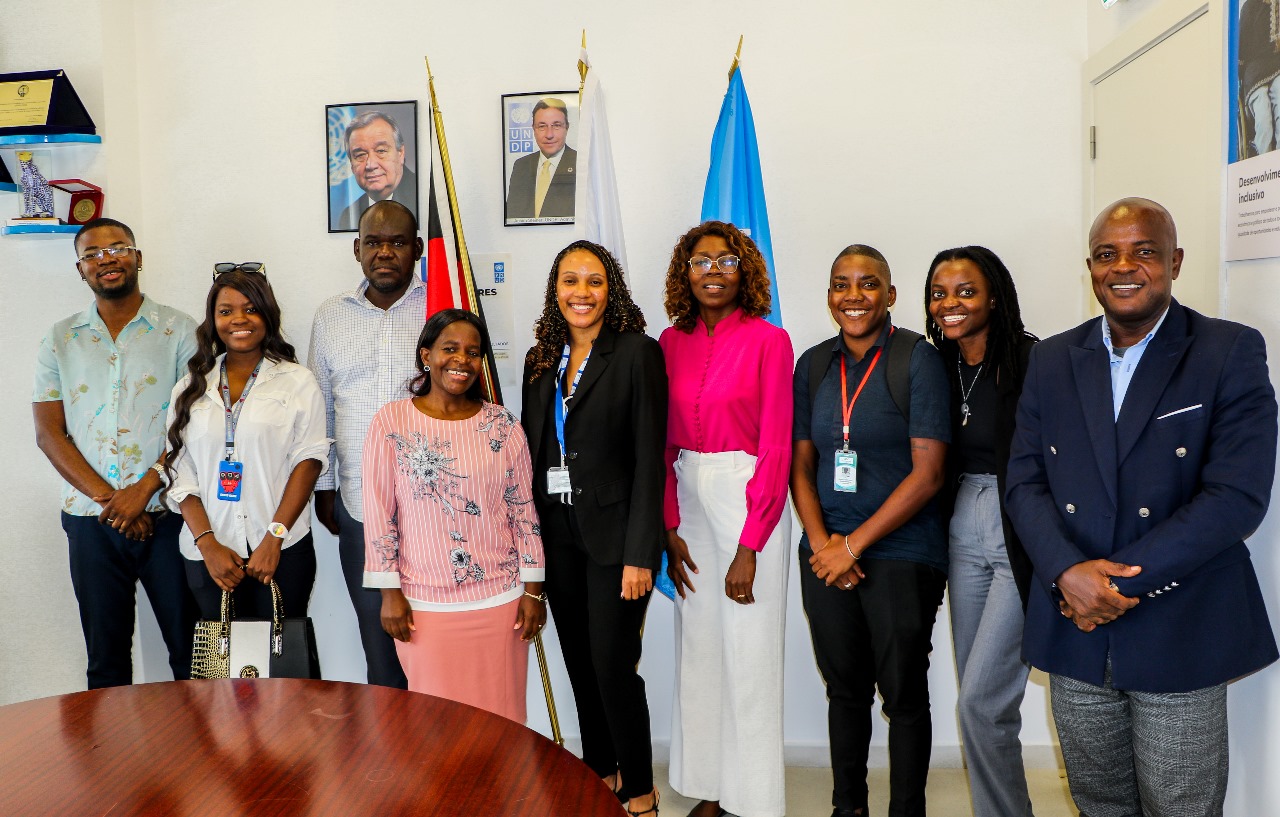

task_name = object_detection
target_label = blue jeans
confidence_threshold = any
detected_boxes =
[63,511,197,689]
[947,474,1034,817]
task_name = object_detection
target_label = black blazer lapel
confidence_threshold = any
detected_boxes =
[525,366,557,465]
[1069,325,1119,505]
[1116,303,1193,465]
[567,325,615,408]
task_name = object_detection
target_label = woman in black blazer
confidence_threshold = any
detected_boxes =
[521,240,666,817]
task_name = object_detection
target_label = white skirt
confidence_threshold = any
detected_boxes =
[669,450,789,817]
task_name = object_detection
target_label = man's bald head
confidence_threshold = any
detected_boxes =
[1089,197,1177,250]
[1086,197,1184,345]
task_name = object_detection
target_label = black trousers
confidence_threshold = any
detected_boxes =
[541,503,654,799]
[336,494,407,688]
[63,511,197,689]
[186,534,317,622]
[799,551,946,817]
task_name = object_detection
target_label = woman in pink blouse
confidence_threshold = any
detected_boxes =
[362,309,545,723]
[661,221,794,817]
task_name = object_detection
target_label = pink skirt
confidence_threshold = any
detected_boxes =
[395,597,529,724]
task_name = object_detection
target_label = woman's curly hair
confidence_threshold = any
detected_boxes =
[663,220,773,332]
[525,240,647,383]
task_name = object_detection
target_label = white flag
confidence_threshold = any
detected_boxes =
[574,49,629,282]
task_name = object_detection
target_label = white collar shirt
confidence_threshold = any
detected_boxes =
[1100,306,1170,420]
[165,355,332,560]
[307,275,426,520]
[539,147,565,177]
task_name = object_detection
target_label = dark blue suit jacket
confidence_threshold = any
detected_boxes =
[1007,300,1278,692]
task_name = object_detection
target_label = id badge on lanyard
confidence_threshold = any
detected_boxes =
[548,345,589,496]
[834,330,891,494]
[218,460,245,501]
[218,358,261,502]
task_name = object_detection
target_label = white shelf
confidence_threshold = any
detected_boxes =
[0,133,101,148]
[3,223,78,238]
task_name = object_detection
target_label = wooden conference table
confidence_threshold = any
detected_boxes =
[0,679,623,816]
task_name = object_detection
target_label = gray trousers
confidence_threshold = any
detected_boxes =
[1050,660,1228,817]
[948,474,1034,817]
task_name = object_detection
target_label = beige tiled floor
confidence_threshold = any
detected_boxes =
[652,765,1078,817]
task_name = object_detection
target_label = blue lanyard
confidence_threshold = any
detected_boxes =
[553,344,590,461]
[220,358,263,462]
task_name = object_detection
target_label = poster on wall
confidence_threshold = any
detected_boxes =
[326,101,419,233]
[1227,0,1280,259]
[502,92,578,227]
[471,252,518,395]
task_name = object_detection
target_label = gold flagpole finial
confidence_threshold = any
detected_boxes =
[424,56,439,109]
[578,29,589,100]
[728,35,743,82]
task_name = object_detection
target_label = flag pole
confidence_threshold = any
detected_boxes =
[424,55,563,748]
[424,56,497,402]
[577,29,589,104]
[728,34,743,82]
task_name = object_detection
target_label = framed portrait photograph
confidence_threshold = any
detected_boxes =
[502,91,578,226]
[326,100,419,233]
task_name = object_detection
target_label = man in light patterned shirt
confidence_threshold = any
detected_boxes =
[310,200,424,688]
[33,218,199,689]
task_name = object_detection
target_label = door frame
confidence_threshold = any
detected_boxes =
[1082,0,1224,316]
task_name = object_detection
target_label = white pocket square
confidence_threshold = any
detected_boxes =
[1156,404,1203,420]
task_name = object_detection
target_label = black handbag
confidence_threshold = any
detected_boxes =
[191,580,320,679]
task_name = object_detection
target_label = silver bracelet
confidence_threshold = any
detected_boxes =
[844,534,859,561]
[524,591,547,603]
[193,529,214,545]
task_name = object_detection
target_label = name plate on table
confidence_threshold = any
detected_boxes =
[0,70,96,135]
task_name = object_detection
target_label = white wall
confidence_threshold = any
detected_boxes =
[0,1,112,705]
[1088,0,1172,52]
[1,0,1090,765]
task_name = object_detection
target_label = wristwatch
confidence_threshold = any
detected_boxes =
[267,521,289,541]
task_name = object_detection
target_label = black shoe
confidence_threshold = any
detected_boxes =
[831,809,865,817]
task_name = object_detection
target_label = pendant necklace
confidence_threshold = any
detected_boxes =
[958,358,984,427]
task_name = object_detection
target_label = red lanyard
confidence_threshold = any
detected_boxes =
[839,327,893,450]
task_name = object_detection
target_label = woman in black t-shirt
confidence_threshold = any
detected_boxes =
[925,246,1038,817]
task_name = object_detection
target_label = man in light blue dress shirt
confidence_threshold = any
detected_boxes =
[33,218,199,689]
[310,200,424,688]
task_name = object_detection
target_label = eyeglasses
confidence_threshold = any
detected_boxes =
[212,262,267,281]
[77,245,137,264]
[688,255,741,275]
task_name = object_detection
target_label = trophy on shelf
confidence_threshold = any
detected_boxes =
[13,150,60,225]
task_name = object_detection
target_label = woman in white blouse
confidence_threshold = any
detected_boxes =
[164,265,330,622]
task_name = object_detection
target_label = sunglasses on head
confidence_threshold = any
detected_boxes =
[212,262,267,281]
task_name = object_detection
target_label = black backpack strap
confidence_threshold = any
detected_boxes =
[885,326,923,422]
[808,328,921,421]
[807,335,841,410]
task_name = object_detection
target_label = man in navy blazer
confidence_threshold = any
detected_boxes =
[1007,198,1278,816]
